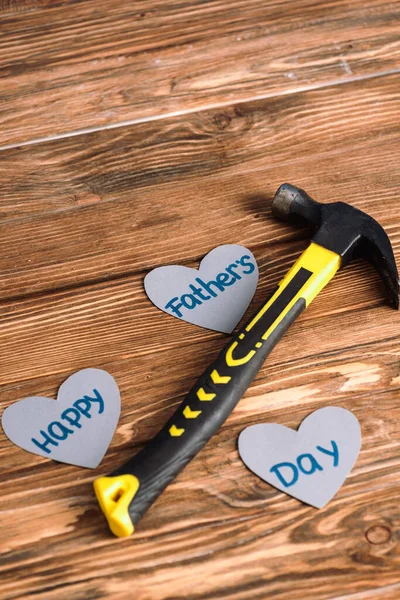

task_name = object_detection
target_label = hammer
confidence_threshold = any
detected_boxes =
[94,183,399,537]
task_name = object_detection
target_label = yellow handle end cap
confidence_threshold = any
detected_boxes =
[94,474,140,538]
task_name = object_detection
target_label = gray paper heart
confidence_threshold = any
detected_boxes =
[1,369,120,469]
[144,244,259,334]
[238,407,361,508]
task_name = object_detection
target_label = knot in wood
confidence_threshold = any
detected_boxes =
[365,525,392,545]
[214,113,232,130]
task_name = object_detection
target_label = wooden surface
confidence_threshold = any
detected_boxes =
[0,1,399,598]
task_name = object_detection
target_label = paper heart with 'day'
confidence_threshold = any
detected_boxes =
[144,244,259,334]
[238,407,362,508]
[1,369,120,469]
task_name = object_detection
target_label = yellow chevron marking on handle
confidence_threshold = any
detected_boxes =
[210,369,231,384]
[183,406,202,419]
[169,425,185,436]
[197,388,216,401]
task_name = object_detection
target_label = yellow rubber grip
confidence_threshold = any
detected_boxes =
[93,474,140,538]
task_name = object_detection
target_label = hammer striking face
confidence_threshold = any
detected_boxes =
[94,184,399,538]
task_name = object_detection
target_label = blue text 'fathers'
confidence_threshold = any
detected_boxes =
[165,254,256,318]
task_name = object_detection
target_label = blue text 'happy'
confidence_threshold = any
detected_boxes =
[31,389,104,454]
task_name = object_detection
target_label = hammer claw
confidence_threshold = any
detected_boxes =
[273,184,399,309]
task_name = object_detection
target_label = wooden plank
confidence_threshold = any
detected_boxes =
[1,297,400,453]
[1,69,400,222]
[0,73,399,303]
[0,251,397,386]
[0,0,399,146]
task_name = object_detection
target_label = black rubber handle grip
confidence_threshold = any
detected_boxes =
[110,268,312,528]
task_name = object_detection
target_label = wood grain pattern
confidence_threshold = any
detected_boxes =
[0,0,399,147]
[0,73,399,301]
[1,1,400,598]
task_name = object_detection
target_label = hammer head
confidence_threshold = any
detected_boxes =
[272,183,399,309]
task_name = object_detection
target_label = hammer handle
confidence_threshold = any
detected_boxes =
[94,243,341,537]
